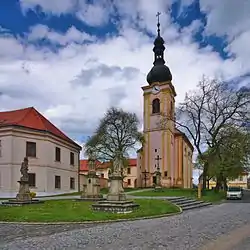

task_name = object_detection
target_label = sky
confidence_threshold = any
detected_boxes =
[0,0,250,181]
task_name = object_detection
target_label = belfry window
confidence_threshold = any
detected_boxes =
[152,98,160,114]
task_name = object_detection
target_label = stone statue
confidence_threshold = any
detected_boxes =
[113,151,123,175]
[20,157,29,182]
[88,158,96,172]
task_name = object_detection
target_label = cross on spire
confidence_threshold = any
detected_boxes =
[156,12,161,36]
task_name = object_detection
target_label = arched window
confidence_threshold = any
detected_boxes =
[152,98,160,114]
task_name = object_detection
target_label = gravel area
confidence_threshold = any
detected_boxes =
[1,203,250,250]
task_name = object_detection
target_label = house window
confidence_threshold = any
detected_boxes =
[28,173,36,187]
[152,98,160,114]
[70,177,75,189]
[101,173,104,178]
[55,147,61,162]
[70,152,74,165]
[128,179,131,185]
[26,141,36,157]
[155,149,157,152]
[164,171,168,177]
[239,176,243,181]
[127,168,131,175]
[55,175,61,189]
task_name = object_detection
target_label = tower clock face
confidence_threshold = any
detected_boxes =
[152,85,160,94]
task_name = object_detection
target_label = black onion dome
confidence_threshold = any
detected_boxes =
[147,64,172,84]
[146,14,172,85]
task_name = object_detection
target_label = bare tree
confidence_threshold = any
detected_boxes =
[161,76,250,190]
[84,107,144,166]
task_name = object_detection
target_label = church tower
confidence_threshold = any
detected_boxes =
[140,13,177,187]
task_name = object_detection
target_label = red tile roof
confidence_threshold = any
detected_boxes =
[0,107,81,148]
[128,159,137,166]
[80,159,102,171]
[80,158,137,171]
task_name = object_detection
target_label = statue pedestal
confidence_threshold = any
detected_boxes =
[16,180,31,201]
[78,172,104,201]
[92,174,139,213]
[1,180,43,206]
[107,175,126,201]
[154,171,163,191]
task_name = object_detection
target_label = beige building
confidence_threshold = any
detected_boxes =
[0,107,82,198]
[136,18,194,188]
[80,159,138,189]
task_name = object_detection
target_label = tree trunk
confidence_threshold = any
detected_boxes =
[202,162,208,190]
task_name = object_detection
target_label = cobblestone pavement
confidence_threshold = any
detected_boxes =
[1,203,250,250]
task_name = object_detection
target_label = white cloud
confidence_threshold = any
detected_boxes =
[200,0,250,38]
[76,0,113,27]
[27,24,95,45]
[19,0,77,15]
[1,0,250,157]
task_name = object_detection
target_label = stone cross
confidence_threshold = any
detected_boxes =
[156,12,161,23]
[155,155,162,172]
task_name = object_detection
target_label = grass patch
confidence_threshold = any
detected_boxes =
[42,188,144,197]
[131,188,225,203]
[0,199,179,222]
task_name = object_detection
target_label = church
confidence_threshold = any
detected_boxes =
[136,16,194,189]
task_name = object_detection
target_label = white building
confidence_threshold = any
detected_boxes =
[0,107,82,197]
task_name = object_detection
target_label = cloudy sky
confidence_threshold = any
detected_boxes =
[0,0,249,171]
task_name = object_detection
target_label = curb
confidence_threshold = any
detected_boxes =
[0,206,182,225]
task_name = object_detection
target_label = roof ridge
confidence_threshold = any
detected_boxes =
[14,107,34,125]
[32,108,76,144]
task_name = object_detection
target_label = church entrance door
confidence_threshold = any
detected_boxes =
[153,176,157,185]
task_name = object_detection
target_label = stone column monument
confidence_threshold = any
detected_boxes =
[92,151,139,213]
[16,157,32,201]
[80,155,103,201]
[106,151,126,201]
[154,155,163,191]
[1,157,43,206]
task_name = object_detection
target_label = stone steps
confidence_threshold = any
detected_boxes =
[165,197,212,211]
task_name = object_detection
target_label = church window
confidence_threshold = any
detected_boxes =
[152,98,160,114]
[127,168,131,175]
[70,177,75,189]
[26,141,36,157]
[28,173,36,187]
[55,175,61,189]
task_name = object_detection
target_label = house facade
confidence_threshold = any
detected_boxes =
[79,159,138,189]
[0,107,82,197]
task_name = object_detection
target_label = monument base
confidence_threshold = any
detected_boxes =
[1,179,44,206]
[76,194,105,202]
[1,199,44,206]
[107,175,126,201]
[154,185,163,191]
[92,200,140,213]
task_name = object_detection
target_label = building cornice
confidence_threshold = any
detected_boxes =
[0,125,82,151]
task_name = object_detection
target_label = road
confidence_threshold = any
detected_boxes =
[0,191,250,250]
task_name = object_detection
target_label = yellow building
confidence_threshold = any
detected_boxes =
[136,17,194,188]
[208,172,250,189]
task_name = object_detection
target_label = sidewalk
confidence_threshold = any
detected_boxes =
[0,188,153,203]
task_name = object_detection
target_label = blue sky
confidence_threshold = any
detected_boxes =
[0,0,249,174]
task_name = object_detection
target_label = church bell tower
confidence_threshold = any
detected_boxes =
[141,12,177,186]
